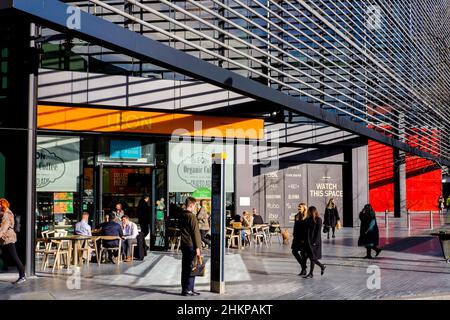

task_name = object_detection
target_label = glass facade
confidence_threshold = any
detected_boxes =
[34,133,238,249]
[35,135,166,241]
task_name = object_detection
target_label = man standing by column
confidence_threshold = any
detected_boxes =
[137,194,151,251]
[179,197,202,296]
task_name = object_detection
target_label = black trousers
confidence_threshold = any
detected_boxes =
[140,223,150,250]
[181,247,196,293]
[308,257,324,274]
[200,230,211,247]
[2,243,25,278]
[327,227,336,237]
[292,249,307,270]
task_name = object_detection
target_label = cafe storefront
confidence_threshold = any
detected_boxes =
[35,103,264,251]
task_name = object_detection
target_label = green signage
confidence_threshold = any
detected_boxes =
[192,187,212,199]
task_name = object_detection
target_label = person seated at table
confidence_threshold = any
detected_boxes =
[121,215,138,262]
[100,212,123,264]
[113,203,125,222]
[75,212,92,236]
[232,214,242,225]
[252,208,264,225]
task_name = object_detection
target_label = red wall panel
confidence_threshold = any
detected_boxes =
[368,140,394,212]
[368,140,442,212]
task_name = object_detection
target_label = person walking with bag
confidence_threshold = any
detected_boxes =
[291,203,309,276]
[358,204,382,259]
[303,206,326,279]
[323,198,340,239]
[0,199,26,284]
[179,197,202,296]
[197,200,211,248]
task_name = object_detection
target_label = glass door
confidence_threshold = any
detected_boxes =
[95,163,153,229]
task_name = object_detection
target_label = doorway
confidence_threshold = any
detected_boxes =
[96,163,153,224]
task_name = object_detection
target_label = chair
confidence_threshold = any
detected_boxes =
[168,227,181,253]
[41,240,70,272]
[251,225,265,246]
[260,225,270,246]
[36,230,51,256]
[131,243,138,259]
[97,236,122,265]
[77,239,95,266]
[54,229,68,237]
[225,227,241,249]
[269,224,282,245]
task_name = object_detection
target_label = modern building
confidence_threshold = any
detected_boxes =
[0,0,449,275]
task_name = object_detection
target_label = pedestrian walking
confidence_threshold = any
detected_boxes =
[197,200,211,248]
[303,206,326,278]
[438,195,445,214]
[358,204,382,259]
[291,203,309,276]
[0,198,26,284]
[179,197,202,296]
[323,198,341,239]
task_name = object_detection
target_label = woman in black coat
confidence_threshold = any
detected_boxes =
[358,204,382,259]
[291,203,308,276]
[303,206,326,278]
[324,198,340,239]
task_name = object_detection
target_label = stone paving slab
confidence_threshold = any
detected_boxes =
[0,214,449,300]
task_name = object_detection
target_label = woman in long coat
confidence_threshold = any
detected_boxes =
[324,198,340,239]
[303,206,326,278]
[291,203,308,276]
[358,204,382,259]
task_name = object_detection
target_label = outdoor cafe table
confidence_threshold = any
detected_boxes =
[39,235,94,268]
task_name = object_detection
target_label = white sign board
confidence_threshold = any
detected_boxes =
[36,136,80,192]
[168,141,234,193]
[239,197,251,206]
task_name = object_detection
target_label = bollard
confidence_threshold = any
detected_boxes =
[407,209,411,230]
[385,209,389,229]
[430,210,433,230]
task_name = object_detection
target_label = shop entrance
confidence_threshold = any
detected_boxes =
[96,163,153,223]
[95,162,168,250]
[96,163,153,225]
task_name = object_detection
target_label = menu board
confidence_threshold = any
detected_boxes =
[284,165,308,226]
[264,170,284,224]
[53,192,74,214]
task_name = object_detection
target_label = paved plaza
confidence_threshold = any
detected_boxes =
[1,212,450,300]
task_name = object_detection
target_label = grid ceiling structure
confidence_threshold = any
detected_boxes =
[53,0,450,163]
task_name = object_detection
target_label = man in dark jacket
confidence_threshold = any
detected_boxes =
[100,212,123,263]
[252,208,264,225]
[179,197,202,296]
[137,195,151,251]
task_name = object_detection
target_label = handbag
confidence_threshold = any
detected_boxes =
[336,220,342,230]
[323,225,330,233]
[190,255,206,277]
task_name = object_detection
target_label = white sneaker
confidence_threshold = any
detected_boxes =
[12,277,26,285]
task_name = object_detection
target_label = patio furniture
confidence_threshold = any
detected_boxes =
[226,227,241,249]
[40,239,71,272]
[95,236,122,265]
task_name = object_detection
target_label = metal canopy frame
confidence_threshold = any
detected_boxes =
[2,0,448,166]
